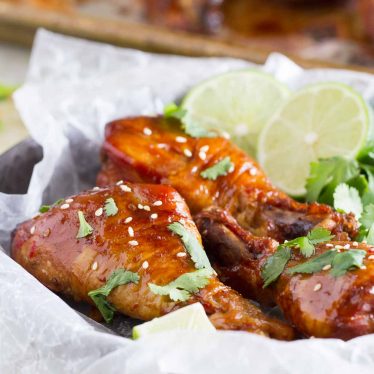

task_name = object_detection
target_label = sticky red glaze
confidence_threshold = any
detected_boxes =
[196,207,374,340]
[98,116,358,242]
[11,184,293,340]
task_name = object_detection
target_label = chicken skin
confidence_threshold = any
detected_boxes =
[196,207,374,340]
[11,184,293,340]
[97,116,358,242]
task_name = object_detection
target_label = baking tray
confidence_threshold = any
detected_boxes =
[0,1,373,74]
[0,137,140,338]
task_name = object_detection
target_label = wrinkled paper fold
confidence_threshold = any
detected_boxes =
[1,29,374,373]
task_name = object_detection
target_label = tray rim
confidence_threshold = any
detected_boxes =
[0,2,373,75]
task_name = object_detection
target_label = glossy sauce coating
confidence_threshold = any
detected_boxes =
[98,116,358,242]
[196,207,374,340]
[12,184,293,339]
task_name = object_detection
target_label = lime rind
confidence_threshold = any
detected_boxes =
[257,82,370,197]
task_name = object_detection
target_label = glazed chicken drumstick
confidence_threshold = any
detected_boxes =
[196,207,374,340]
[12,184,293,340]
[97,116,358,242]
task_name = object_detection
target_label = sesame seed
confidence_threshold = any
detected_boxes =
[129,240,138,246]
[228,165,235,173]
[313,283,322,292]
[335,245,343,250]
[153,201,162,206]
[150,213,158,219]
[362,240,367,244]
[60,204,70,210]
[143,127,152,136]
[65,198,74,203]
[177,252,186,257]
[191,166,198,173]
[128,227,134,237]
[95,208,103,217]
[369,286,374,295]
[116,180,123,185]
[91,261,98,271]
[143,205,151,211]
[120,184,132,192]
[326,243,334,248]
[30,226,35,235]
[142,261,149,269]
[368,255,374,260]
[93,186,100,191]
[176,136,187,143]
[199,151,206,160]
[352,241,358,247]
[157,143,167,149]
[322,264,331,271]
[200,145,209,153]
[184,149,192,157]
[361,265,367,270]
[124,217,133,224]
[138,204,144,210]
[344,244,350,250]
[249,168,257,176]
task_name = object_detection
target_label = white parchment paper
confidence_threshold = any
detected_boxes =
[1,29,374,374]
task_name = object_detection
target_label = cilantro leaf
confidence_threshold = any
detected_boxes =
[0,83,17,101]
[88,269,139,323]
[359,204,374,230]
[164,103,187,120]
[284,228,333,258]
[200,157,233,180]
[333,183,363,218]
[39,198,64,213]
[76,211,94,238]
[306,157,359,204]
[261,245,291,288]
[182,117,218,138]
[104,197,118,216]
[330,250,366,277]
[366,224,374,245]
[148,268,213,302]
[168,222,213,271]
[287,250,337,275]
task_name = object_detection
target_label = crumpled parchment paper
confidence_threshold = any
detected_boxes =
[1,29,374,374]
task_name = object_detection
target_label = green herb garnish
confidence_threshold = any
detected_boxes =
[262,228,333,286]
[104,197,118,216]
[261,246,291,288]
[148,268,212,302]
[88,269,139,323]
[39,198,64,213]
[163,103,218,138]
[76,211,94,238]
[287,250,337,275]
[286,227,334,258]
[200,157,233,180]
[330,250,366,277]
[168,222,213,271]
[333,183,363,218]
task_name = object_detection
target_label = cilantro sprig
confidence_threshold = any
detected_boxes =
[88,269,139,323]
[200,157,233,180]
[39,198,64,213]
[261,228,333,287]
[148,268,212,302]
[104,197,118,216]
[163,102,218,138]
[0,83,17,101]
[168,222,213,272]
[76,211,94,238]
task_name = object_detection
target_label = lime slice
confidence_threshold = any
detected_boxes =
[182,70,290,155]
[257,82,370,197]
[132,303,215,339]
